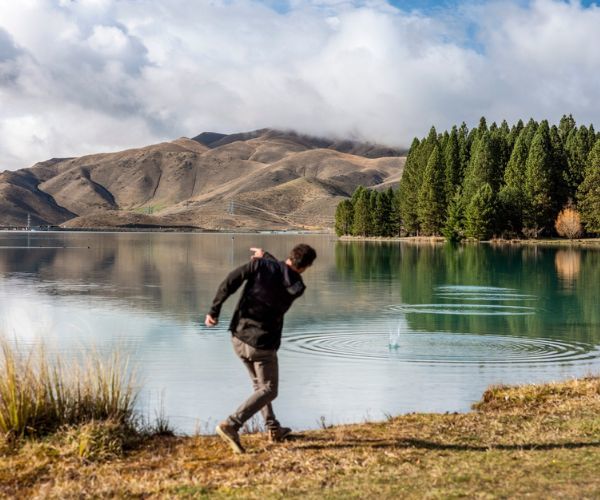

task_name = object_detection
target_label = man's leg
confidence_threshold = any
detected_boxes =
[227,336,279,429]
[237,354,280,430]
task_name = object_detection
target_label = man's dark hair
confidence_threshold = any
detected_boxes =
[289,244,317,269]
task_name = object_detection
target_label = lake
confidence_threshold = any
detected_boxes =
[1,232,599,433]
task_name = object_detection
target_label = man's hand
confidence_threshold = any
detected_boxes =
[250,247,264,260]
[205,314,218,327]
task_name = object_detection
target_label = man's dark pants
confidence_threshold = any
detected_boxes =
[226,335,280,430]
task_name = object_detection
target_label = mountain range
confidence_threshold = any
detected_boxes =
[0,129,406,230]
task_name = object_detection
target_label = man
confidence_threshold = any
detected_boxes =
[205,243,317,454]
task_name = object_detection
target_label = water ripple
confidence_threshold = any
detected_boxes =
[385,304,535,316]
[284,330,599,365]
[435,285,538,303]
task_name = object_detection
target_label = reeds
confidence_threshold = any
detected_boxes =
[0,338,138,439]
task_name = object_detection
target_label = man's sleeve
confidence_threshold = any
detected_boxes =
[208,260,258,319]
[262,251,278,262]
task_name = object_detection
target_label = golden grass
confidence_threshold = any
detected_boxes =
[474,376,600,413]
[0,339,137,439]
[1,376,599,498]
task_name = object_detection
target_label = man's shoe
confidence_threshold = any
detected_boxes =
[216,422,245,454]
[268,426,292,442]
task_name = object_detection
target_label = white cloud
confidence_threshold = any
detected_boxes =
[0,0,599,170]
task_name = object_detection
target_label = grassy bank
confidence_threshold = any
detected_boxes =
[1,377,599,498]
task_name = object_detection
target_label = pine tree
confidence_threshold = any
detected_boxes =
[373,191,390,236]
[478,116,488,133]
[443,189,465,241]
[495,121,512,174]
[588,124,597,150]
[565,125,591,200]
[351,185,366,205]
[398,138,422,235]
[549,124,568,212]
[522,118,539,148]
[499,119,511,138]
[499,130,529,234]
[419,126,439,171]
[577,139,600,234]
[444,125,461,204]
[352,189,371,236]
[391,188,402,236]
[462,131,501,205]
[465,183,495,240]
[334,200,354,236]
[524,121,554,235]
[399,128,438,235]
[382,187,395,236]
[467,117,488,160]
[559,114,576,141]
[369,190,378,235]
[417,145,446,235]
[440,131,449,154]
[458,122,470,181]
[508,119,524,151]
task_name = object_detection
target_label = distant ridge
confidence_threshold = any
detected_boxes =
[191,132,229,148]
[192,128,406,159]
[0,128,406,230]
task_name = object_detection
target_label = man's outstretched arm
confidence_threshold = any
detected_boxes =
[205,260,258,327]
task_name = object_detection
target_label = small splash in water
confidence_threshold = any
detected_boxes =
[388,325,402,350]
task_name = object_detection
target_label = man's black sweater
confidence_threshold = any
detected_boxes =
[208,254,305,350]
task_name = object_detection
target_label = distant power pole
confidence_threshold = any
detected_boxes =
[228,200,234,215]
[26,213,31,231]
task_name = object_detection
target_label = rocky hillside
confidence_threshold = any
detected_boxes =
[0,129,405,230]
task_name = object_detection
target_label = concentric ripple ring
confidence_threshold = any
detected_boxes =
[284,330,598,365]
[385,303,536,316]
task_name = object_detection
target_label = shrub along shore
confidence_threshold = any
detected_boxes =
[1,338,599,498]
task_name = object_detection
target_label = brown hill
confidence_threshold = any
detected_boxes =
[0,129,405,230]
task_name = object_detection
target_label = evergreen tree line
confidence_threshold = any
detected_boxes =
[335,115,600,239]
[334,186,401,237]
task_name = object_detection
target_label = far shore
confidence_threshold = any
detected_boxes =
[0,226,332,235]
[339,235,600,246]
[3,227,599,246]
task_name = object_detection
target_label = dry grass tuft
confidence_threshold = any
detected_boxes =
[63,420,136,461]
[0,338,137,441]
[473,376,600,413]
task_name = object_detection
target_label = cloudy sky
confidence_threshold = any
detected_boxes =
[0,0,599,170]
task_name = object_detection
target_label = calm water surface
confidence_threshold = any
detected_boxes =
[1,232,599,433]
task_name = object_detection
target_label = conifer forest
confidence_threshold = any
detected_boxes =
[335,115,600,240]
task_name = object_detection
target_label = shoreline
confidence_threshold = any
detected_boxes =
[2,376,599,497]
[3,228,598,244]
[339,235,600,246]
[0,227,331,235]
